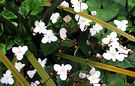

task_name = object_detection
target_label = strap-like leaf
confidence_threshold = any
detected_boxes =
[25,50,56,86]
[0,15,23,35]
[0,51,30,86]
[54,52,135,78]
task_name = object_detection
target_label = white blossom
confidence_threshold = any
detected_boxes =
[38,58,47,68]
[0,70,14,85]
[12,46,28,60]
[114,20,128,31]
[60,28,67,40]
[27,69,36,78]
[15,62,25,72]
[87,67,101,86]
[60,1,69,8]
[50,13,60,23]
[31,80,40,86]
[71,0,88,13]
[63,15,72,23]
[41,30,58,44]
[75,14,92,32]
[103,47,127,62]
[90,23,103,36]
[96,53,101,58]
[91,11,97,16]
[33,20,47,34]
[54,64,72,80]
[102,32,119,48]
[79,72,87,79]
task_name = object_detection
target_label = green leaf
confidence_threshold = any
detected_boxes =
[79,31,99,57]
[26,41,37,56]
[86,0,119,21]
[5,38,15,50]
[100,70,125,86]
[40,42,59,56]
[0,22,4,36]
[0,9,17,19]
[20,0,48,16]
[0,43,6,55]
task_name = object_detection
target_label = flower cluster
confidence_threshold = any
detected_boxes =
[79,67,101,86]
[102,32,132,62]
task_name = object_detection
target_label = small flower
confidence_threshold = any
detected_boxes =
[96,53,101,58]
[79,72,87,79]
[15,62,25,72]
[0,70,14,85]
[102,32,119,48]
[63,15,72,23]
[60,1,69,8]
[60,28,67,40]
[75,14,92,32]
[12,46,28,60]
[54,64,72,80]
[31,80,40,86]
[71,0,88,13]
[103,47,127,62]
[41,30,58,44]
[87,67,101,86]
[50,13,60,23]
[114,20,128,31]
[38,58,47,68]
[91,11,97,16]
[27,69,36,78]
[33,20,47,34]
[90,23,103,36]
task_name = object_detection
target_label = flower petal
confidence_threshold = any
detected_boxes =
[60,73,67,81]
[54,64,61,72]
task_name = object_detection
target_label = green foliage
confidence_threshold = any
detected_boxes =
[0,43,6,54]
[86,0,119,21]
[20,0,49,16]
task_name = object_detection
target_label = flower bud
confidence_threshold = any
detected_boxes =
[99,80,103,84]
[100,33,104,37]
[49,73,54,77]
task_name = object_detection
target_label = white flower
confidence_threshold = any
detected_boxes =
[102,32,119,48]
[54,64,72,80]
[27,69,36,78]
[87,67,101,86]
[114,20,128,31]
[103,47,127,62]
[79,72,87,79]
[60,28,67,40]
[41,30,58,43]
[96,53,101,58]
[75,15,92,32]
[15,62,25,72]
[31,80,40,86]
[60,1,69,8]
[63,15,72,23]
[90,23,103,36]
[50,13,60,23]
[38,58,47,68]
[33,20,47,34]
[12,46,28,60]
[117,45,132,56]
[0,70,14,85]
[91,11,97,16]
[71,0,88,13]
